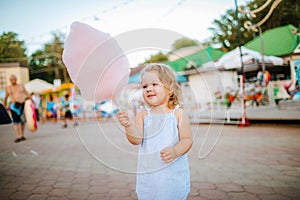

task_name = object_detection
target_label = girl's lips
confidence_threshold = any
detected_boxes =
[147,94,156,98]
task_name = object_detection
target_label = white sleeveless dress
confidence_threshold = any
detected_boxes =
[136,106,190,200]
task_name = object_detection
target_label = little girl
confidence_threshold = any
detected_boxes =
[118,63,193,200]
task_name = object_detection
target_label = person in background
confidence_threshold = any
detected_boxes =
[296,65,300,89]
[3,75,30,143]
[31,92,40,122]
[61,92,78,128]
[46,94,57,122]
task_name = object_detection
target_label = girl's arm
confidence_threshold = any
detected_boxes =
[161,108,193,163]
[117,110,145,145]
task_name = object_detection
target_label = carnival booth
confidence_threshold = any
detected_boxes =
[40,83,82,121]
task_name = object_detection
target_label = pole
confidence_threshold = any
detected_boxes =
[235,0,249,127]
[258,26,266,73]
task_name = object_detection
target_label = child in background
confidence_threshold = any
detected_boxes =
[46,94,57,122]
[118,63,193,200]
[61,92,78,128]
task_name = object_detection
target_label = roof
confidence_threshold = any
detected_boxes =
[214,46,284,70]
[245,25,300,56]
[165,47,224,72]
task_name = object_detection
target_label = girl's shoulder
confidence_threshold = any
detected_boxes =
[137,108,148,117]
[174,106,184,114]
[174,107,188,122]
[136,108,149,121]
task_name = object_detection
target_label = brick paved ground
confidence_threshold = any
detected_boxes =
[0,119,299,200]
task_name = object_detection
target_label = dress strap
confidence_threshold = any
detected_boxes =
[145,106,151,115]
[173,105,180,114]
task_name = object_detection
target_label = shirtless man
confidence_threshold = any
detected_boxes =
[3,75,30,143]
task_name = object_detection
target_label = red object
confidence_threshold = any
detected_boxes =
[240,75,250,127]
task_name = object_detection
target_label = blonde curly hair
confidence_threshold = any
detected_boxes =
[141,63,182,109]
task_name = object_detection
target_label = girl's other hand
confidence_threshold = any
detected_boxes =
[117,111,131,127]
[160,147,176,163]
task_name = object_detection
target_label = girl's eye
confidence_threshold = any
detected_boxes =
[142,83,162,89]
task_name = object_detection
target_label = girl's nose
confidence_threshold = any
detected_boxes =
[146,85,154,92]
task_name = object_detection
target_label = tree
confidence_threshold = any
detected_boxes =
[0,32,27,63]
[144,52,168,63]
[209,9,254,52]
[29,32,70,83]
[208,0,300,52]
[247,0,300,32]
[172,37,199,51]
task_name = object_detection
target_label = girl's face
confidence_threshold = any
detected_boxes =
[141,71,169,108]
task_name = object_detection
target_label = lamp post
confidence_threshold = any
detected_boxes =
[235,0,249,127]
[258,26,266,73]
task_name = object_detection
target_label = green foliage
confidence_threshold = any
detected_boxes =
[248,0,300,32]
[172,37,199,51]
[144,52,168,63]
[209,8,255,52]
[29,32,70,83]
[0,32,27,63]
[209,0,300,52]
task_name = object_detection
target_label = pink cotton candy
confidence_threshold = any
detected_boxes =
[62,21,130,102]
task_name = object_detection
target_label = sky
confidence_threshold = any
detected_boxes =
[0,0,248,66]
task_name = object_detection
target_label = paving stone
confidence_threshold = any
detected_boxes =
[38,180,57,186]
[89,179,108,186]
[49,188,70,196]
[22,177,41,184]
[9,191,31,199]
[108,188,131,197]
[27,194,48,200]
[257,180,289,188]
[47,196,69,200]
[191,181,216,190]
[228,192,260,200]
[2,181,23,189]
[199,189,229,200]
[216,183,244,192]
[189,187,200,196]
[108,180,129,188]
[258,194,292,200]
[32,185,53,194]
[1,122,300,200]
[0,188,16,199]
[283,170,300,177]
[187,196,209,200]
[89,185,109,194]
[72,177,90,184]
[130,191,139,200]
[67,190,89,199]
[110,196,134,200]
[272,187,300,198]
[243,185,275,195]
[70,183,89,191]
[18,184,37,192]
[53,182,72,189]
[88,193,110,200]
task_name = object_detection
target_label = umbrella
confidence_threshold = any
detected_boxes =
[25,79,54,94]
[214,46,284,70]
[99,100,118,115]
